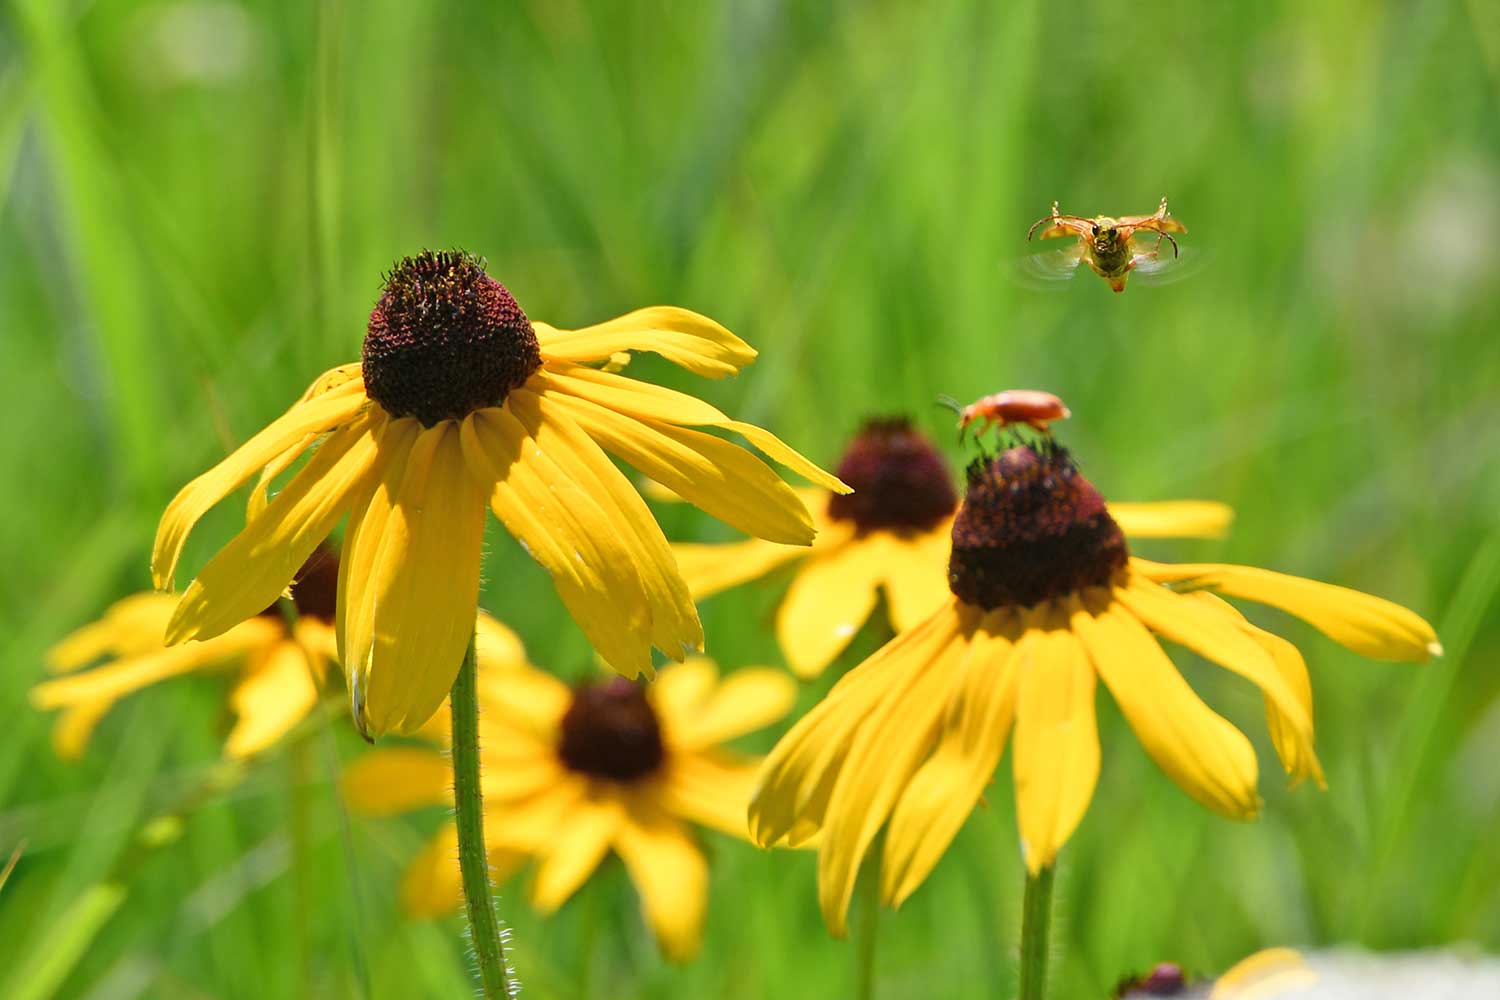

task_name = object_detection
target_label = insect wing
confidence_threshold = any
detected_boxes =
[1003,245,1086,291]
[1126,237,1207,287]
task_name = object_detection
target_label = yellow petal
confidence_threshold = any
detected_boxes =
[397,825,528,920]
[484,778,589,850]
[461,408,654,679]
[224,640,319,758]
[544,390,817,545]
[1012,613,1100,875]
[882,613,1018,907]
[531,796,622,912]
[152,378,369,589]
[31,621,278,710]
[1110,501,1235,539]
[648,657,719,720]
[1116,575,1314,756]
[348,422,487,737]
[879,527,955,632]
[749,602,962,850]
[1209,947,1318,999]
[776,538,887,680]
[536,364,729,425]
[1184,592,1324,787]
[614,800,709,962]
[473,661,571,742]
[1071,593,1261,819]
[534,307,756,378]
[815,608,972,936]
[510,389,702,658]
[1135,558,1440,661]
[50,699,115,760]
[659,752,761,839]
[475,612,529,672]
[166,413,384,645]
[246,368,367,521]
[671,538,809,601]
[47,593,181,671]
[662,667,796,751]
[342,747,453,816]
[715,420,850,495]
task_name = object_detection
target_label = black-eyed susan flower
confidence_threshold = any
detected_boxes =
[152,250,845,738]
[749,439,1439,934]
[672,416,1234,677]
[31,549,341,759]
[344,638,796,961]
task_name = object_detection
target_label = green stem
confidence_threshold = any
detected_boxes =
[854,848,881,1000]
[451,632,515,997]
[1018,865,1055,1000]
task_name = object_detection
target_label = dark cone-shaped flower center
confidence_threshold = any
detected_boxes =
[948,443,1127,610]
[557,677,665,783]
[257,545,339,623]
[825,417,958,533]
[362,250,542,426]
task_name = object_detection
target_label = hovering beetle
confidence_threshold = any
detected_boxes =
[1022,197,1188,292]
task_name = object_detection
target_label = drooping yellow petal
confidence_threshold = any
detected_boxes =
[224,640,319,758]
[534,307,756,378]
[1135,559,1440,661]
[47,593,181,671]
[1012,614,1100,875]
[545,390,817,545]
[337,418,419,699]
[50,699,115,760]
[484,778,590,850]
[879,527,955,632]
[614,799,709,962]
[659,752,761,839]
[32,620,279,710]
[1184,592,1324,787]
[1209,947,1319,999]
[152,379,369,589]
[715,420,850,496]
[510,389,702,658]
[342,747,453,816]
[749,602,963,850]
[662,667,796,751]
[776,538,888,679]
[531,796,623,912]
[671,538,810,601]
[1110,501,1235,539]
[474,612,529,672]
[1071,593,1261,819]
[348,422,487,737]
[1117,575,1314,757]
[815,609,973,936]
[166,413,384,645]
[461,407,655,679]
[882,612,1018,908]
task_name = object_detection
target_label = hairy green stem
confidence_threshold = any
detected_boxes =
[854,846,881,1000]
[1018,865,1055,1000]
[451,633,515,997]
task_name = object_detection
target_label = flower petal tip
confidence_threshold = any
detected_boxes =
[1427,640,1444,659]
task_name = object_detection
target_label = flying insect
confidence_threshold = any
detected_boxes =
[1023,197,1188,292]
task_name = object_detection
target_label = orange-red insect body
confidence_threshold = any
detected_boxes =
[1026,197,1187,292]
[957,390,1071,438]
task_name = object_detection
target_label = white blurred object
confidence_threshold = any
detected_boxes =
[130,2,263,88]
[1121,949,1500,999]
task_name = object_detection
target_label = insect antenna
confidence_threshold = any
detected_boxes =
[1027,211,1093,241]
[935,395,969,442]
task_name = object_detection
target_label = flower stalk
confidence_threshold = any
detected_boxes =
[450,632,515,997]
[1018,864,1055,1000]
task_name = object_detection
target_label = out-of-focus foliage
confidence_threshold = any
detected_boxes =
[0,1,1496,997]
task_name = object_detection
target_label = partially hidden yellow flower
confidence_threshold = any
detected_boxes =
[152,250,846,738]
[672,416,1234,678]
[344,627,796,962]
[749,440,1439,934]
[31,549,342,759]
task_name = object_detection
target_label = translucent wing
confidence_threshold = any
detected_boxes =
[1126,237,1208,287]
[1002,245,1086,291]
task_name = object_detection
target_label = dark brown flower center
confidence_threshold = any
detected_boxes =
[362,250,542,426]
[257,545,339,623]
[947,443,1127,610]
[825,417,958,533]
[557,677,665,783]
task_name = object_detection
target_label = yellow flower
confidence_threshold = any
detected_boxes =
[749,440,1439,934]
[31,549,342,759]
[344,629,796,962]
[152,251,845,738]
[672,416,1234,677]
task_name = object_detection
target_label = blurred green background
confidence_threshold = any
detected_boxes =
[2,1,1498,997]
